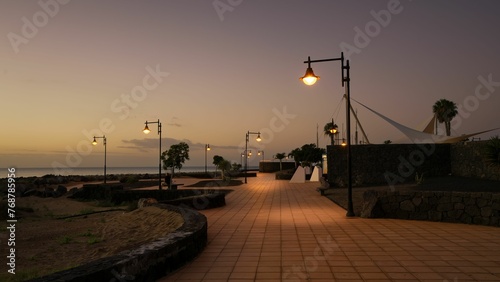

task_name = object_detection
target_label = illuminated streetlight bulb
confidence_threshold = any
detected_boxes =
[256,133,261,142]
[206,144,211,151]
[300,67,320,86]
[92,137,97,146]
[143,124,151,134]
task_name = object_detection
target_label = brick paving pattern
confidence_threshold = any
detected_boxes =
[159,173,500,282]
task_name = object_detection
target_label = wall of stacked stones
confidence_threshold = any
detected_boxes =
[363,190,500,227]
[327,144,451,187]
[259,161,296,172]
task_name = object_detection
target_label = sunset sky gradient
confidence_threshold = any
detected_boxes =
[1,0,499,171]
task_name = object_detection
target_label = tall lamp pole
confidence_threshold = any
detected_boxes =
[245,131,261,184]
[143,119,162,190]
[205,144,211,173]
[300,52,355,217]
[92,135,107,184]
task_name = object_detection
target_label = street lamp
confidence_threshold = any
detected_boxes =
[329,118,338,145]
[92,135,107,184]
[205,144,211,174]
[143,119,162,190]
[258,150,264,160]
[245,131,261,183]
[300,52,355,217]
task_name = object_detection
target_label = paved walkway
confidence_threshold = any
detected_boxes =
[159,173,500,282]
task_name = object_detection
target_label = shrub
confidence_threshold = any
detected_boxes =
[485,136,500,166]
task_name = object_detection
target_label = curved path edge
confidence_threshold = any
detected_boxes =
[29,204,207,282]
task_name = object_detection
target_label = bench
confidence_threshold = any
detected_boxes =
[316,187,330,196]
[317,177,330,196]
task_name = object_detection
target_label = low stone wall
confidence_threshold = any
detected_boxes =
[259,161,296,172]
[30,204,207,282]
[361,190,500,227]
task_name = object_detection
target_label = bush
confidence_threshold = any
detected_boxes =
[275,168,295,180]
[119,175,140,183]
[485,136,500,166]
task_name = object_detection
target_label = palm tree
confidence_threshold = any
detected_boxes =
[432,99,458,136]
[323,120,338,146]
[274,153,286,171]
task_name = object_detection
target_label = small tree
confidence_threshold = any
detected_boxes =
[213,155,230,180]
[231,162,242,172]
[161,142,190,176]
[288,144,325,167]
[213,155,224,176]
[275,152,286,171]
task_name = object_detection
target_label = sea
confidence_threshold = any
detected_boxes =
[3,166,259,178]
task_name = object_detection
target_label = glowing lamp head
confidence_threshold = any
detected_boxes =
[341,138,347,146]
[92,137,97,146]
[256,133,262,142]
[206,144,211,151]
[143,123,151,134]
[300,67,319,86]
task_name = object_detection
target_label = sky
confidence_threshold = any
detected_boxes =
[1,0,500,171]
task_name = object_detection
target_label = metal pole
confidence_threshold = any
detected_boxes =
[245,132,248,184]
[345,59,355,217]
[158,120,162,190]
[104,136,107,184]
[205,144,207,174]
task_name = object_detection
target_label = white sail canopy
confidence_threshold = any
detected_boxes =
[352,99,498,144]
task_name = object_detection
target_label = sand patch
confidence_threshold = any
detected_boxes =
[0,196,184,280]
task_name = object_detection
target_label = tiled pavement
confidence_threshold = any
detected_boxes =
[158,173,500,282]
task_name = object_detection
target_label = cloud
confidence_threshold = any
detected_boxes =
[119,137,241,152]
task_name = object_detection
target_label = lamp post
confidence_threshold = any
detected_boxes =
[258,150,264,160]
[330,118,338,145]
[300,52,355,217]
[92,135,107,184]
[245,131,261,184]
[205,144,211,173]
[143,119,162,190]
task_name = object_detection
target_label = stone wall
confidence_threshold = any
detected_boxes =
[259,161,296,172]
[327,144,451,187]
[361,190,500,227]
[451,140,500,181]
